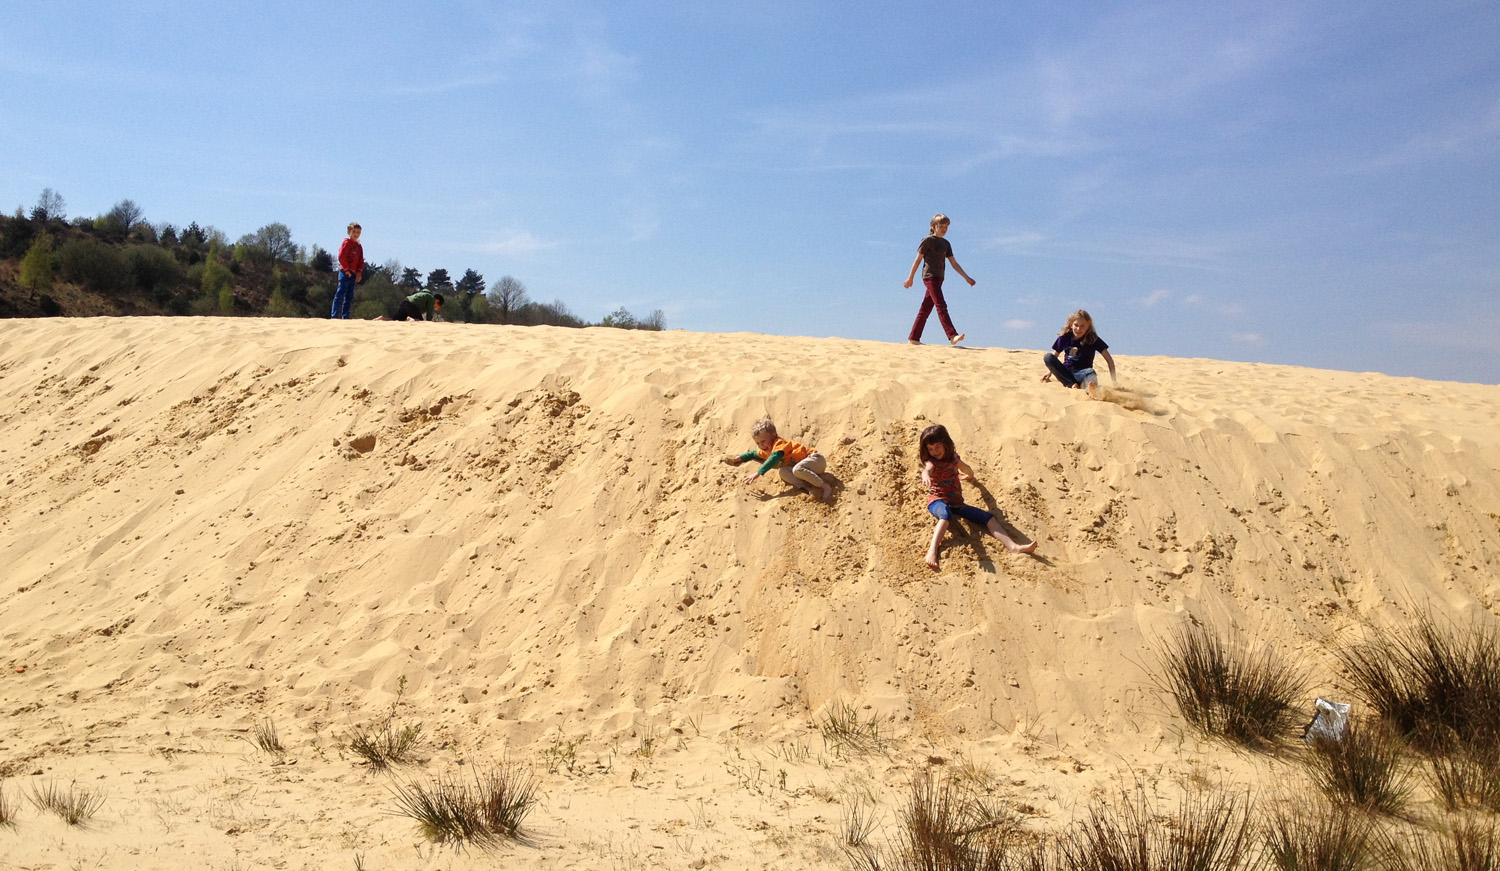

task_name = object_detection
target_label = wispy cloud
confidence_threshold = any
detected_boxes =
[1003,319,1034,330]
[476,231,558,257]
[1139,289,1171,308]
[1231,332,1265,345]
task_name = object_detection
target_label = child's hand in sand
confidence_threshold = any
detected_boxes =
[722,455,743,466]
[743,472,761,485]
[1040,372,1052,383]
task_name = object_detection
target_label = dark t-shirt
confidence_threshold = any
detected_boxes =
[918,235,953,282]
[1052,333,1109,371]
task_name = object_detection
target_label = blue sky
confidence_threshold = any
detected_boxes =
[3,1,1497,382]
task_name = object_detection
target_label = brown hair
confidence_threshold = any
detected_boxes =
[929,213,950,233]
[751,417,777,439]
[917,424,957,465]
[347,222,362,234]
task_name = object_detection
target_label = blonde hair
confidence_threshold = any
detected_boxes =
[751,417,778,439]
[1059,309,1099,344]
[930,213,950,233]
[347,222,362,234]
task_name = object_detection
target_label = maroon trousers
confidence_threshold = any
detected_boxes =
[909,276,958,342]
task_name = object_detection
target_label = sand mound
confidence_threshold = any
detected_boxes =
[2,318,1498,867]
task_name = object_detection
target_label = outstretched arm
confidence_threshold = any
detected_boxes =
[947,256,976,286]
[954,459,976,480]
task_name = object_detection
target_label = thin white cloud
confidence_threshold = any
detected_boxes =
[1139,289,1171,308]
[478,231,558,257]
[1231,332,1265,345]
[1003,319,1033,330]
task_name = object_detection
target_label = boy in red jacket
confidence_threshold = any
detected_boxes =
[331,222,363,319]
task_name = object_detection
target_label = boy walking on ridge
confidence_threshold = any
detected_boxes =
[904,213,976,346]
[722,418,832,501]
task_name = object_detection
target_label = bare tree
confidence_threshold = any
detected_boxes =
[31,188,65,223]
[486,275,529,324]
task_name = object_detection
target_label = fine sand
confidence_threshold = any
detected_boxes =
[1,317,1498,868]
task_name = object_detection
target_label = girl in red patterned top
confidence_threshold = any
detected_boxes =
[919,424,1036,570]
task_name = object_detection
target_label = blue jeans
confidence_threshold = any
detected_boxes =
[331,271,356,319]
[927,500,994,525]
[1044,352,1082,387]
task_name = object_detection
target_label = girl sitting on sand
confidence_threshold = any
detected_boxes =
[1042,309,1117,398]
[919,424,1036,570]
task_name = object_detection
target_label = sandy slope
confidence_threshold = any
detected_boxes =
[1,317,1498,868]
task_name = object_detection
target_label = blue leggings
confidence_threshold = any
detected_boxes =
[927,500,994,525]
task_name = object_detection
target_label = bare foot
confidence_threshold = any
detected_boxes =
[949,333,965,346]
[909,339,922,345]
[820,483,833,502]
[925,553,940,571]
[1008,541,1038,555]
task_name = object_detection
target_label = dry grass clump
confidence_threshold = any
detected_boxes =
[344,717,422,770]
[0,780,14,827]
[392,762,539,849]
[819,700,887,756]
[845,770,1028,871]
[1385,817,1500,871]
[1303,717,1413,817]
[1056,787,1258,871]
[1155,624,1309,750]
[1426,738,1500,813]
[28,780,106,826]
[1264,799,1381,871]
[252,718,286,758]
[1336,614,1500,752]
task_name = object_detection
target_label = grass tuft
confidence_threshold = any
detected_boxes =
[818,701,887,756]
[28,780,106,826]
[1335,613,1500,753]
[392,762,538,849]
[252,718,286,758]
[0,780,13,827]
[845,770,1030,870]
[1426,736,1500,813]
[1057,787,1258,871]
[1264,799,1380,871]
[1303,717,1412,816]
[1155,623,1309,750]
[1385,817,1500,871]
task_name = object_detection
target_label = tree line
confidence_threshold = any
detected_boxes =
[1,188,665,330]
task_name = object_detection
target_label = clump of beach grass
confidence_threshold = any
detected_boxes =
[819,700,887,756]
[391,762,538,849]
[28,780,106,826]
[1303,717,1413,817]
[1155,623,1309,751]
[1263,798,1382,871]
[845,769,1026,871]
[1056,787,1258,871]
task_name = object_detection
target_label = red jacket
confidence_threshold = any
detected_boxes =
[338,238,364,278]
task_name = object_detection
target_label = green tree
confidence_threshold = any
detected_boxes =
[238,222,298,263]
[309,245,333,273]
[425,268,453,292]
[398,267,423,290]
[456,268,485,297]
[125,245,182,304]
[57,238,128,294]
[600,307,638,329]
[19,234,54,296]
[200,243,235,316]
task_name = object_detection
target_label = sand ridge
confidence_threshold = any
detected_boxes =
[1,317,1498,867]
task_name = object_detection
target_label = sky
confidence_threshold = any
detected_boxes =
[3,1,1498,383]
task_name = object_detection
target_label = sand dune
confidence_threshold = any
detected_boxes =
[1,317,1498,868]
